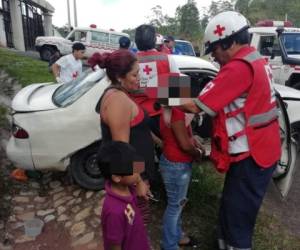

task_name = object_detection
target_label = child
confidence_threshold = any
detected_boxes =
[98,141,150,250]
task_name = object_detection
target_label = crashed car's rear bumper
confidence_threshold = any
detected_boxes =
[6,137,35,170]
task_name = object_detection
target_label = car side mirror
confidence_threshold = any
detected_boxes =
[195,52,200,57]
[68,37,75,42]
[270,48,281,59]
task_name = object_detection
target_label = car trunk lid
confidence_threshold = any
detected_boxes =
[11,83,60,112]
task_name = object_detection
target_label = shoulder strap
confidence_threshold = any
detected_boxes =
[95,85,126,114]
[162,107,172,128]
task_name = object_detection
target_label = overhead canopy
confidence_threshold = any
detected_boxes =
[31,0,55,13]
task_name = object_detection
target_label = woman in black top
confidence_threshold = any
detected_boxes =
[89,50,155,223]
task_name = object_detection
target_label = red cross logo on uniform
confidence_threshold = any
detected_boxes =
[143,65,152,75]
[72,71,78,79]
[214,25,226,37]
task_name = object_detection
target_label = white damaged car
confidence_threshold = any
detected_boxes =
[6,55,300,195]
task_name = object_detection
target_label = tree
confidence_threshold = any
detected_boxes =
[147,5,167,28]
[146,5,180,36]
[207,0,234,18]
[233,0,300,27]
[177,0,201,41]
[234,0,252,16]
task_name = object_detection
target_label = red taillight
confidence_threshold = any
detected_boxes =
[12,124,29,139]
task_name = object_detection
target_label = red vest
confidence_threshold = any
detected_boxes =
[211,47,281,173]
[128,50,170,117]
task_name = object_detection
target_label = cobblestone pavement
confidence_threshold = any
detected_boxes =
[0,160,105,250]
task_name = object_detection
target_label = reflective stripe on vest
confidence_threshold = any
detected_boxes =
[226,51,277,135]
[248,106,278,126]
[224,97,248,154]
[137,54,168,62]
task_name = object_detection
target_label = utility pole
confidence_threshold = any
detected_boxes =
[67,0,72,31]
[73,0,78,27]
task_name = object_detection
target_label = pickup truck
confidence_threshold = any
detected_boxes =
[175,39,198,56]
[35,25,129,61]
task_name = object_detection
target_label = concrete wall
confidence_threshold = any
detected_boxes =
[0,12,7,47]
[1,0,54,51]
[10,0,25,51]
[43,12,53,36]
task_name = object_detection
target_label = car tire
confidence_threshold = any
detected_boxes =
[70,142,104,190]
[40,46,55,61]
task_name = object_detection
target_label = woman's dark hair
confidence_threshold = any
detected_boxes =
[135,24,156,51]
[88,50,137,84]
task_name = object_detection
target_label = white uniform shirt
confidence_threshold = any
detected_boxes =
[56,54,82,83]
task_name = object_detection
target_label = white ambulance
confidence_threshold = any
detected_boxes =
[249,20,300,89]
[35,25,129,61]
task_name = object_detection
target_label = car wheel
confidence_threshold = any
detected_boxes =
[70,142,104,190]
[40,47,54,61]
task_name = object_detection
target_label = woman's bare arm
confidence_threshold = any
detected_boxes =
[103,91,132,142]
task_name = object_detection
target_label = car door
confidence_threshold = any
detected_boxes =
[181,68,296,198]
[272,92,298,197]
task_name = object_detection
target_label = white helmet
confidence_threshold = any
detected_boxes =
[156,33,164,46]
[204,11,250,54]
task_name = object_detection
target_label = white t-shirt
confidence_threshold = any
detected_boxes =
[56,54,82,83]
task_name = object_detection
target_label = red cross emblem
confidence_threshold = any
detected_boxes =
[214,25,225,37]
[143,65,152,75]
[72,71,78,79]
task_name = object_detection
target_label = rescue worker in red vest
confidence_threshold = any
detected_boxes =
[131,24,180,138]
[180,11,281,250]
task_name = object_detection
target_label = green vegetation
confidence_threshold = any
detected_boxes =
[149,161,300,250]
[0,48,54,87]
[123,0,300,53]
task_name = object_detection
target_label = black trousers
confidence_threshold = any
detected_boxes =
[217,157,276,249]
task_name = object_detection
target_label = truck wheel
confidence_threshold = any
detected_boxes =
[70,143,104,190]
[40,47,54,61]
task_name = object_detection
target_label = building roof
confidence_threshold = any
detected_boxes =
[32,0,55,13]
